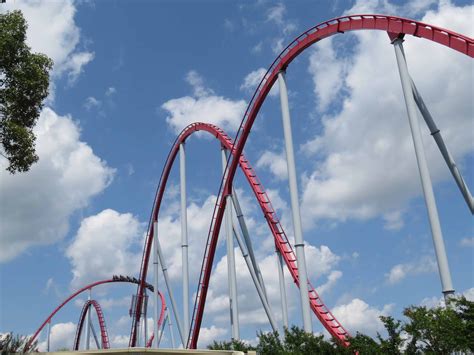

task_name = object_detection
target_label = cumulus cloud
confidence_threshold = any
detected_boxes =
[308,39,349,112]
[161,71,246,134]
[37,322,76,351]
[66,209,143,289]
[240,68,279,97]
[197,326,228,348]
[332,299,393,337]
[301,1,473,229]
[0,108,114,262]
[385,256,437,284]
[1,0,94,88]
[256,150,288,180]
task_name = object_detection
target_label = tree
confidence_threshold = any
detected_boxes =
[208,339,255,352]
[0,333,38,354]
[208,297,474,354]
[0,10,53,173]
[403,297,473,353]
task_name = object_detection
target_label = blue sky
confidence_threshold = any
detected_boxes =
[0,0,473,350]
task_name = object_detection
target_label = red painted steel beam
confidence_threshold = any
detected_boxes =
[131,14,473,348]
[73,300,110,350]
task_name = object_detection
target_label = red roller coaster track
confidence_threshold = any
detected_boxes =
[129,122,351,346]
[73,300,109,350]
[131,14,473,349]
[26,277,163,351]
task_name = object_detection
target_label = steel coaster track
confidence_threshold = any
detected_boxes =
[26,277,160,351]
[127,14,473,348]
[130,122,350,347]
[73,300,109,350]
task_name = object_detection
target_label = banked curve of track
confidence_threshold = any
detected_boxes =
[132,14,474,348]
[130,122,351,348]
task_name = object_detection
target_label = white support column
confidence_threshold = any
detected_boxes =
[276,248,289,330]
[232,223,278,331]
[46,320,51,352]
[157,311,168,347]
[89,322,100,349]
[393,38,454,301]
[278,70,313,332]
[221,147,240,340]
[167,308,176,349]
[179,143,190,336]
[85,289,91,349]
[411,80,474,214]
[153,221,185,346]
[153,229,160,348]
[231,190,268,301]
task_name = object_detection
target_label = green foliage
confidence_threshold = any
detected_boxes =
[0,10,53,173]
[403,297,473,353]
[0,332,38,354]
[208,338,255,351]
[209,297,473,354]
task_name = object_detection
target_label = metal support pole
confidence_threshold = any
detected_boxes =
[157,311,168,347]
[392,38,454,301]
[231,190,268,301]
[221,147,240,340]
[232,223,278,331]
[46,320,51,352]
[278,70,313,332]
[276,248,289,329]
[136,312,141,347]
[85,289,91,349]
[143,289,148,346]
[167,308,176,349]
[89,322,100,349]
[153,229,160,348]
[410,80,474,214]
[153,221,186,347]
[179,143,190,336]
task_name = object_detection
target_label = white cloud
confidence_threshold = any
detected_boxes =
[316,270,342,296]
[185,70,213,98]
[332,299,393,337]
[0,108,114,262]
[301,2,473,229]
[265,3,298,54]
[105,87,117,97]
[2,0,94,87]
[162,71,246,134]
[385,256,437,284]
[97,296,131,310]
[252,41,263,54]
[37,322,76,351]
[459,237,474,247]
[197,326,228,348]
[110,335,129,348]
[83,96,101,110]
[66,209,143,289]
[240,68,279,97]
[256,150,288,180]
[308,39,349,112]
[266,3,285,25]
